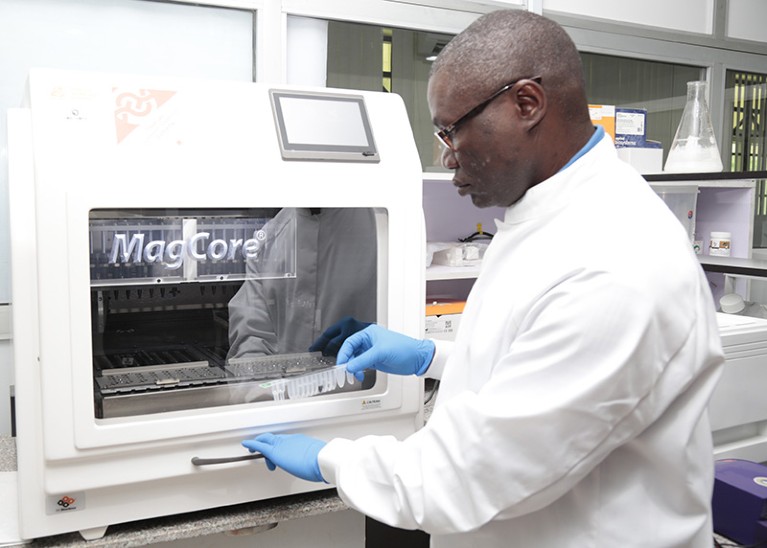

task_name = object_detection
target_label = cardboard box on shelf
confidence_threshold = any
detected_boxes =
[589,104,615,140]
[425,299,465,341]
[615,107,648,147]
[617,140,663,174]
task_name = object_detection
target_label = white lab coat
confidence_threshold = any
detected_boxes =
[319,135,725,547]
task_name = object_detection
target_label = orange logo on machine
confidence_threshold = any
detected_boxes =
[57,495,76,508]
[113,88,175,143]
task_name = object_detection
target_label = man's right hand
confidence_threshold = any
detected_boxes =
[336,325,435,381]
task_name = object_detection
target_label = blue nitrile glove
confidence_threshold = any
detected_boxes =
[309,316,372,356]
[337,324,436,382]
[242,433,327,483]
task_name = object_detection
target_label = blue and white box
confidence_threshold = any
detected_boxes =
[615,107,647,147]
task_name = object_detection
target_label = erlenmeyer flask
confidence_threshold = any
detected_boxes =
[664,81,723,173]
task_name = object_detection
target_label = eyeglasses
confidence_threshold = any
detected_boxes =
[434,76,542,151]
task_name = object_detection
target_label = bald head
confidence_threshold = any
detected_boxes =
[427,10,596,207]
[431,10,589,126]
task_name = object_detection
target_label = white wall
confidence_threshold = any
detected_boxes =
[287,17,329,86]
[727,0,767,43]
[544,0,715,34]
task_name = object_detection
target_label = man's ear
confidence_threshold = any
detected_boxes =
[514,79,546,132]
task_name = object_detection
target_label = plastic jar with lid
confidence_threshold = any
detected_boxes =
[709,231,731,257]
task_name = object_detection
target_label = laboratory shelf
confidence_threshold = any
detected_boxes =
[425,264,481,281]
[423,172,766,294]
[426,256,767,284]
[646,173,757,260]
[644,170,767,183]
[699,255,767,278]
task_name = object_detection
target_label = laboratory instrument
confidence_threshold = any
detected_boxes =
[7,69,425,541]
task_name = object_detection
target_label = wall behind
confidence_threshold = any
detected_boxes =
[544,0,714,34]
[727,0,767,42]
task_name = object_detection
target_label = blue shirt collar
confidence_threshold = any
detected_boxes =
[559,125,605,172]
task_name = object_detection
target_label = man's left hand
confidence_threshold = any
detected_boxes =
[242,433,327,483]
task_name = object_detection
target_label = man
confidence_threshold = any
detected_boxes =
[243,10,724,547]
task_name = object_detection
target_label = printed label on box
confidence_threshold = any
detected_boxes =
[616,111,645,136]
[425,314,462,341]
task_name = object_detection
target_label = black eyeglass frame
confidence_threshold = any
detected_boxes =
[434,76,542,151]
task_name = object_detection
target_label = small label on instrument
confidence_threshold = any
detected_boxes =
[361,398,382,410]
[46,492,86,515]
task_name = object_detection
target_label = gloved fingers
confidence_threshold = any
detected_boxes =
[243,432,279,454]
[336,327,374,365]
[244,436,282,472]
[344,350,382,380]
[254,432,278,444]
[241,439,270,455]
[242,434,327,483]
[335,342,353,365]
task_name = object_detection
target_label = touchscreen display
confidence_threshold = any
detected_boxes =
[271,90,379,162]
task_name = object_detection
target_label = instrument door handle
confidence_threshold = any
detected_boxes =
[191,453,264,466]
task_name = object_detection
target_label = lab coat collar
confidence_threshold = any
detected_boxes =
[499,130,616,227]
